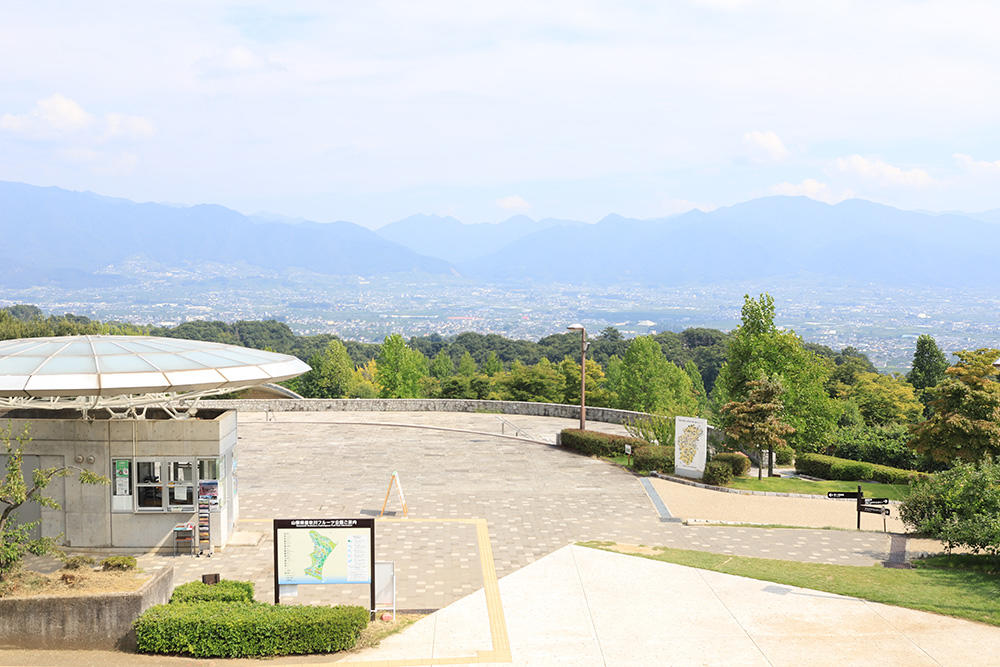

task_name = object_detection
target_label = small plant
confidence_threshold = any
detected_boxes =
[61,554,96,570]
[632,445,674,473]
[100,555,137,571]
[702,460,734,486]
[711,452,751,477]
[774,444,794,465]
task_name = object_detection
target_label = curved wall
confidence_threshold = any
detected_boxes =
[199,398,648,425]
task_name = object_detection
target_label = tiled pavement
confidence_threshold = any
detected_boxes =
[138,411,897,610]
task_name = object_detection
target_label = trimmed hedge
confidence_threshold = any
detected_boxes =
[100,555,136,571]
[712,452,751,477]
[632,445,674,473]
[796,453,929,485]
[703,460,734,486]
[134,602,369,658]
[171,579,255,603]
[774,444,794,465]
[561,429,649,458]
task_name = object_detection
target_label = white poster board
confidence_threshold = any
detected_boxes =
[674,416,708,479]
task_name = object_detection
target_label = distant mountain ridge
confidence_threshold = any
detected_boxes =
[2,180,999,289]
[0,181,451,283]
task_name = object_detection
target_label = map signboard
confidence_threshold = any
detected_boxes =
[272,518,375,607]
[674,416,708,479]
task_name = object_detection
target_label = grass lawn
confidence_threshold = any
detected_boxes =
[579,541,1000,627]
[727,476,911,501]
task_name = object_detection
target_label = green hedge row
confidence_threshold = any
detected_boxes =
[170,579,255,603]
[711,452,750,477]
[632,445,674,473]
[560,429,649,458]
[796,453,930,485]
[703,460,734,486]
[134,601,369,658]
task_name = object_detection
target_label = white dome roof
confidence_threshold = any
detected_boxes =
[0,335,310,398]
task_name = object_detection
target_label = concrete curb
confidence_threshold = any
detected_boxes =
[651,472,900,504]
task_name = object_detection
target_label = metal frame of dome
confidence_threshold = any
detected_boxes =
[0,335,310,418]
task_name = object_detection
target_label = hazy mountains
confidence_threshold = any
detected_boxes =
[0,181,450,285]
[2,179,999,289]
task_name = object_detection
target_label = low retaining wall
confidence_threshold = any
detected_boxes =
[0,565,173,650]
[200,398,651,425]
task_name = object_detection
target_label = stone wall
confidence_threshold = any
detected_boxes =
[199,398,651,425]
[0,565,173,650]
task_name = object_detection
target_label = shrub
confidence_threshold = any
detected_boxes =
[61,555,95,570]
[702,460,733,486]
[711,452,751,477]
[632,445,673,473]
[900,459,1000,554]
[796,453,928,485]
[624,413,676,448]
[828,424,927,471]
[134,602,369,657]
[774,444,794,465]
[171,579,255,603]
[100,555,136,571]
[560,429,648,458]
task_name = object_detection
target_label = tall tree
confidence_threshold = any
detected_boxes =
[610,336,698,415]
[376,334,428,398]
[713,293,837,452]
[909,348,1000,464]
[483,351,503,376]
[907,335,949,390]
[847,372,924,426]
[456,350,478,377]
[298,339,354,398]
[721,378,795,479]
[430,350,455,379]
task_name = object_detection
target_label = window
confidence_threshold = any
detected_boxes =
[168,460,195,509]
[131,458,202,512]
[136,461,163,510]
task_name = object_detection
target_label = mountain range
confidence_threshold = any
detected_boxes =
[1,179,999,288]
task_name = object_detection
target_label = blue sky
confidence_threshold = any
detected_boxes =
[1,1,998,227]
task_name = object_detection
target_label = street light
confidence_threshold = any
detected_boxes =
[567,324,586,430]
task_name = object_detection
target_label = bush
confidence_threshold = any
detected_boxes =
[702,460,734,486]
[171,579,255,603]
[632,445,673,473]
[100,555,136,571]
[560,429,648,458]
[134,602,369,657]
[711,452,750,477]
[796,453,928,485]
[774,444,794,465]
[900,459,1000,554]
[828,424,927,471]
[61,555,95,570]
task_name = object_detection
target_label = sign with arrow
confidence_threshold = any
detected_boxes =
[859,505,890,516]
[866,497,889,505]
[827,491,861,499]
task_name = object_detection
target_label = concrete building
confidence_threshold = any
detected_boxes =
[0,335,309,551]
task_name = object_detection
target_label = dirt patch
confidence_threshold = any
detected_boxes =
[604,543,663,556]
[1,568,151,599]
[351,613,423,652]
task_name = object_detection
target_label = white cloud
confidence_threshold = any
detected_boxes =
[496,194,531,211]
[104,113,155,140]
[0,94,93,138]
[770,179,850,204]
[834,154,934,187]
[954,153,1000,174]
[743,130,790,162]
[197,46,285,77]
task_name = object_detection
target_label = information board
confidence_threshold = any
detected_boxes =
[674,416,708,479]
[272,518,375,607]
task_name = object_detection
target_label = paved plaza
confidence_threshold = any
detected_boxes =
[137,411,906,610]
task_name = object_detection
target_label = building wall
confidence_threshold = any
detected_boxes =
[0,410,236,549]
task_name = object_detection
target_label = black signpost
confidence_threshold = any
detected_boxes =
[827,486,890,531]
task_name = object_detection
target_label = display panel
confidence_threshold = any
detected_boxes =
[274,518,374,585]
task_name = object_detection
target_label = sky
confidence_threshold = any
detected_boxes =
[1,1,999,228]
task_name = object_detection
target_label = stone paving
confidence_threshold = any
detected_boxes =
[138,411,899,610]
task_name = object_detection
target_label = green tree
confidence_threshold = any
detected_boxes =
[712,294,837,452]
[558,357,612,407]
[498,359,564,403]
[907,335,949,390]
[909,348,1000,464]
[430,350,455,380]
[457,350,478,377]
[610,336,698,415]
[684,360,708,411]
[720,378,795,479]
[847,372,924,426]
[375,334,428,398]
[1,424,108,579]
[483,351,503,376]
[297,340,354,398]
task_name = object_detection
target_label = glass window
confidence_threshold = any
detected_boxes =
[198,459,218,480]
[170,461,194,483]
[137,461,161,484]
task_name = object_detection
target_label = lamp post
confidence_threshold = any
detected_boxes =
[567,324,586,430]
